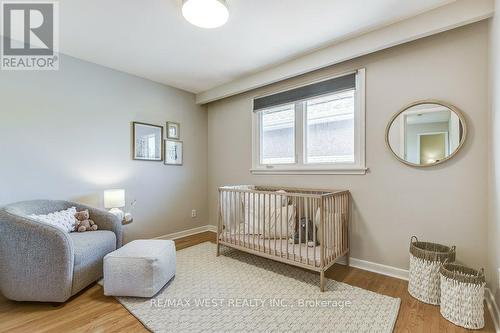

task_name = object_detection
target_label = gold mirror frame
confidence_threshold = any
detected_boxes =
[385,99,467,168]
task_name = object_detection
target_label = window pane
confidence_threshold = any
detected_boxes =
[306,90,355,164]
[261,105,295,164]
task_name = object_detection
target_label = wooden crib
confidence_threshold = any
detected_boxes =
[216,185,350,291]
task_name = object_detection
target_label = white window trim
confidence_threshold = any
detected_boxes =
[251,68,366,175]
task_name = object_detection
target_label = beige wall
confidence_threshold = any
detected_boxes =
[207,22,489,272]
[488,0,500,302]
[0,55,208,242]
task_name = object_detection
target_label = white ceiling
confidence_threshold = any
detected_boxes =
[407,110,451,125]
[59,0,454,93]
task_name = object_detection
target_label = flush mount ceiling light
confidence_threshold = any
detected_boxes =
[182,0,229,29]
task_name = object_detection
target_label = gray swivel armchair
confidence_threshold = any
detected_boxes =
[0,200,122,302]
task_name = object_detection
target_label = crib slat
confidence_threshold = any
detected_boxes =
[242,192,250,247]
[343,194,346,254]
[236,191,239,245]
[220,191,224,244]
[252,192,255,251]
[280,194,283,257]
[347,193,350,256]
[257,192,260,251]
[345,193,349,255]
[259,192,262,252]
[268,193,271,254]
[232,191,236,246]
[226,191,229,244]
[331,195,334,262]
[228,191,232,245]
[274,193,277,256]
[329,195,333,263]
[343,193,346,255]
[226,192,229,243]
[286,194,289,260]
[305,197,308,266]
[311,198,314,267]
[325,196,328,264]
[326,196,329,264]
[239,192,242,247]
[298,196,302,263]
[245,191,248,248]
[262,192,265,252]
[245,192,248,248]
[334,195,338,258]
[235,191,238,245]
[343,193,345,254]
[333,197,339,257]
[227,191,229,244]
[336,195,340,258]
[320,197,324,268]
[234,191,238,246]
[314,198,317,267]
[222,190,226,244]
[217,190,221,252]
[312,198,315,267]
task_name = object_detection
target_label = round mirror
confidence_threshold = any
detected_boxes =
[386,100,467,167]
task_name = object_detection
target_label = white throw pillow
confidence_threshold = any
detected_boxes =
[242,193,296,238]
[314,208,346,245]
[30,207,78,233]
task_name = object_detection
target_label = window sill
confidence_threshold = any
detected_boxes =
[250,168,368,175]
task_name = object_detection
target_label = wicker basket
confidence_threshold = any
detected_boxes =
[439,263,485,330]
[408,236,456,305]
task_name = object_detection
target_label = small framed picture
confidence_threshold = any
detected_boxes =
[132,122,163,161]
[166,122,180,139]
[165,140,183,165]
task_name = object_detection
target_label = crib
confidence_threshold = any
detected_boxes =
[216,185,350,291]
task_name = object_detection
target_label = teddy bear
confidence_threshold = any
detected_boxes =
[288,217,318,247]
[74,209,98,232]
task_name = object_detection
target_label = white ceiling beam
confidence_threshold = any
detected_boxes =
[196,0,494,105]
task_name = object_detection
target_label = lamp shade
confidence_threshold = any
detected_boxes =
[104,189,125,209]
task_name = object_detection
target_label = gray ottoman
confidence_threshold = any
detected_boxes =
[103,239,176,297]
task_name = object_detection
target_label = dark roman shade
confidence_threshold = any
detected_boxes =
[253,72,356,111]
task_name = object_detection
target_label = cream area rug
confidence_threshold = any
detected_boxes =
[109,242,400,333]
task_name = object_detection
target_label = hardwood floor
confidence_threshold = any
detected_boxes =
[0,231,495,333]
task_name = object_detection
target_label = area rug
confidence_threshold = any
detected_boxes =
[108,242,400,332]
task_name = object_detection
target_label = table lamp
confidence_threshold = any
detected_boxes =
[104,189,125,221]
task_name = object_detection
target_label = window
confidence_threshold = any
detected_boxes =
[252,69,365,174]
[305,90,355,164]
[260,104,295,164]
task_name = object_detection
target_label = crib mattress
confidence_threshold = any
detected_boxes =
[220,234,324,267]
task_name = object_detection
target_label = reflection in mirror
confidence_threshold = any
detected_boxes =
[387,102,466,167]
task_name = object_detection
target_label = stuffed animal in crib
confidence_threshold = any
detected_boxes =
[74,209,98,232]
[289,217,318,247]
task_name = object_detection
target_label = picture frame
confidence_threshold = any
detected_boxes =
[166,121,180,139]
[164,139,183,165]
[132,122,164,161]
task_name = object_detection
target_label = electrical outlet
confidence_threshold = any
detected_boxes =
[191,209,197,218]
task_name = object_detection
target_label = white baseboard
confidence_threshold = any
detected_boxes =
[486,288,500,333]
[154,225,217,241]
[337,256,409,281]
